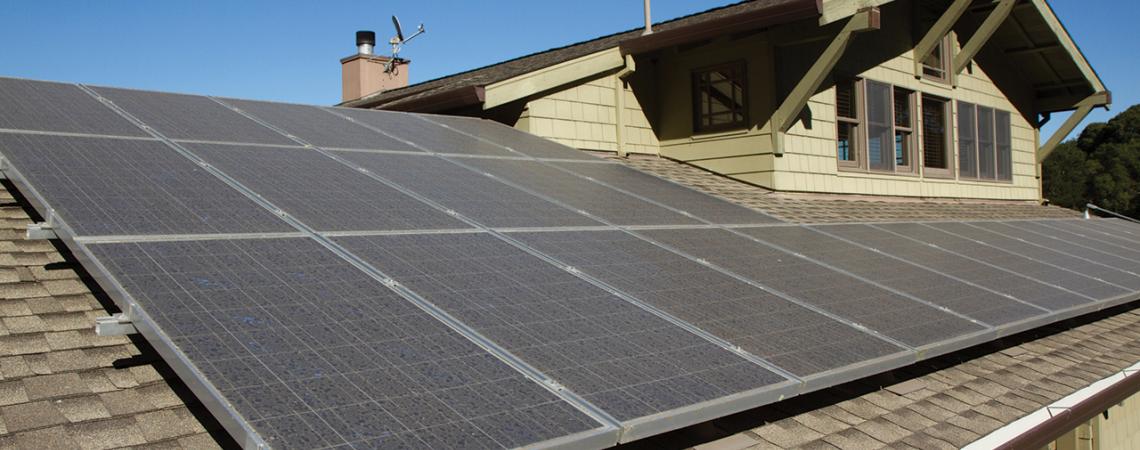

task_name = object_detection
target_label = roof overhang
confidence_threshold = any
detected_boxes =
[618,0,821,55]
[370,85,486,113]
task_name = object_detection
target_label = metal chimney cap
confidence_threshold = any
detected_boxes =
[356,31,376,46]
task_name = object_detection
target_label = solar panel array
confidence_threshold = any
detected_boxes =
[0,76,1137,449]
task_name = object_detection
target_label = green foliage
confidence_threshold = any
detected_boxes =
[1043,105,1140,218]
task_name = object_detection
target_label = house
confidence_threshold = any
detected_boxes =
[0,1,1136,449]
[341,0,1109,203]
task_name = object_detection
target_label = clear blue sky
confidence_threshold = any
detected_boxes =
[2,1,1134,139]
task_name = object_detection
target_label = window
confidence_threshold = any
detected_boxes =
[958,102,1013,181]
[894,87,915,170]
[921,95,952,176]
[692,62,748,133]
[921,35,952,83]
[835,79,915,173]
[836,79,860,165]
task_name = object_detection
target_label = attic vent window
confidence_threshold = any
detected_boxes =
[692,61,748,133]
[921,35,952,83]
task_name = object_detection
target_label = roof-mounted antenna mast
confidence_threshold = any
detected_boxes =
[386,15,425,73]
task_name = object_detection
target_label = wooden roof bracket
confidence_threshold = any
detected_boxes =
[771,7,880,156]
[951,0,1016,86]
[913,0,972,79]
[1036,91,1111,164]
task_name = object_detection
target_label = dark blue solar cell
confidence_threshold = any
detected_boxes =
[0,77,146,136]
[0,133,292,236]
[87,237,605,449]
[333,232,788,422]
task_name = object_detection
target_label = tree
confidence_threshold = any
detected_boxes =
[1043,105,1140,218]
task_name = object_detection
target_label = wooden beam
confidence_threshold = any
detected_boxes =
[913,0,972,79]
[1004,42,1060,56]
[1028,0,1106,93]
[483,48,625,109]
[1036,91,1110,164]
[771,7,880,155]
[952,0,1016,77]
[818,0,893,26]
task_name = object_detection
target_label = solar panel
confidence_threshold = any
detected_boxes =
[460,158,702,226]
[927,222,1140,291]
[422,114,602,161]
[551,162,781,224]
[3,77,1140,449]
[183,143,470,232]
[739,225,1050,325]
[639,228,987,348]
[1038,220,1140,259]
[1083,219,1140,241]
[333,233,789,422]
[800,224,1091,313]
[91,86,297,145]
[509,230,906,377]
[219,98,423,152]
[333,151,603,228]
[1011,221,1140,269]
[87,237,610,449]
[330,107,518,157]
[874,222,1130,301]
[0,133,293,236]
[0,78,146,136]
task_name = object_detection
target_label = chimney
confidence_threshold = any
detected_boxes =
[341,30,410,103]
[642,0,652,35]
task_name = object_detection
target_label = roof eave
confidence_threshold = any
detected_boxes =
[619,0,822,55]
[375,85,487,113]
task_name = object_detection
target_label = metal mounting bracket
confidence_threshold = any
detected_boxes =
[95,313,138,336]
[26,222,57,240]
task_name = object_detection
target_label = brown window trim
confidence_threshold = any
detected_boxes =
[957,101,1015,183]
[920,34,953,84]
[920,94,954,178]
[691,61,749,134]
[835,78,862,169]
[835,78,918,176]
[891,87,918,175]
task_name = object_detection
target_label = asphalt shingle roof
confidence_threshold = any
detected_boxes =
[0,184,229,450]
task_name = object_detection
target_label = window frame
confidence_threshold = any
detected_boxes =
[835,78,863,169]
[691,61,749,134]
[957,101,1014,183]
[920,94,954,178]
[920,34,953,84]
[834,78,918,175]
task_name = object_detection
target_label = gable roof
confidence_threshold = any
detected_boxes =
[344,0,1108,115]
[339,0,817,110]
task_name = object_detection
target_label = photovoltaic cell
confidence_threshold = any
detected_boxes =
[333,151,602,228]
[91,86,296,145]
[185,143,470,232]
[874,222,1129,301]
[639,228,987,347]
[796,225,1088,313]
[0,77,146,136]
[0,134,292,236]
[1011,221,1140,270]
[87,238,604,449]
[334,233,788,422]
[1083,219,1140,242]
[220,98,422,152]
[460,158,702,226]
[509,230,905,376]
[742,225,1047,324]
[927,222,1140,291]
[331,108,518,157]
[552,162,780,224]
[423,114,600,161]
[1039,220,1140,259]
